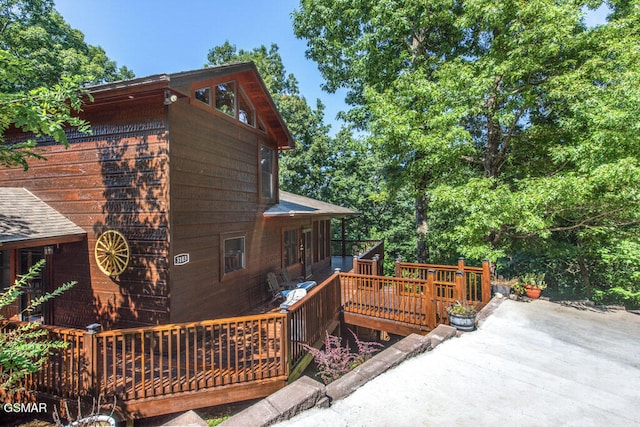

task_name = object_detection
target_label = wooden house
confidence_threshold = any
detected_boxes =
[0,62,356,329]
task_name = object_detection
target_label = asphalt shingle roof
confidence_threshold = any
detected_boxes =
[264,191,358,218]
[0,188,85,247]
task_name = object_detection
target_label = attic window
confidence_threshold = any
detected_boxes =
[194,80,264,130]
[257,117,266,133]
[238,89,255,126]
[216,82,236,117]
[195,87,211,105]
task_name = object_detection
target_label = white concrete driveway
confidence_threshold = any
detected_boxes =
[275,299,640,426]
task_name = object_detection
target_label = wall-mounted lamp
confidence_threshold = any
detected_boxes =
[164,90,178,105]
[43,246,54,256]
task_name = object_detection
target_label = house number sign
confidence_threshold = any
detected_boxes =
[174,253,190,266]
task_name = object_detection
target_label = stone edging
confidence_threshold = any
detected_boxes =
[220,297,504,427]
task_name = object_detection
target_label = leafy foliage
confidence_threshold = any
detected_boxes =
[302,330,383,384]
[0,0,133,90]
[206,42,417,273]
[0,260,76,392]
[0,0,134,170]
[294,0,640,306]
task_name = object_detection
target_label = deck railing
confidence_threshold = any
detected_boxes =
[3,257,490,416]
[331,239,382,258]
[286,272,342,368]
[395,258,491,307]
[0,323,88,397]
[340,273,437,329]
[342,259,491,331]
[352,239,385,276]
[92,314,287,401]
[1,314,288,403]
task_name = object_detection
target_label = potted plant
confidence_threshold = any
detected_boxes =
[520,273,547,299]
[447,301,477,332]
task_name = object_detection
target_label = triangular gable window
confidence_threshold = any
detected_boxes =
[238,88,255,127]
[193,80,263,132]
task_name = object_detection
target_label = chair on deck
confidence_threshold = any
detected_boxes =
[280,269,317,293]
[267,272,295,301]
[280,268,304,285]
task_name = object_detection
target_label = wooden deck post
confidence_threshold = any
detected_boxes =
[395,256,402,277]
[482,259,492,303]
[84,326,100,395]
[458,257,465,270]
[372,254,379,276]
[352,255,358,275]
[427,269,437,329]
[455,270,465,302]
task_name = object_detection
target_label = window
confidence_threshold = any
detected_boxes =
[195,87,211,105]
[260,145,275,200]
[283,229,299,267]
[257,117,267,133]
[238,89,255,126]
[216,82,236,117]
[223,236,245,275]
[193,80,263,130]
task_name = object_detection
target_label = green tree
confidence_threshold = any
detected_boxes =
[206,42,415,271]
[0,0,133,89]
[1,0,133,170]
[294,1,640,304]
[0,260,76,391]
[0,49,91,169]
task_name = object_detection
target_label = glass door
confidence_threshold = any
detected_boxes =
[20,248,46,322]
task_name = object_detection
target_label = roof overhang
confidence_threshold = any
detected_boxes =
[0,188,86,249]
[83,62,295,150]
[264,191,358,218]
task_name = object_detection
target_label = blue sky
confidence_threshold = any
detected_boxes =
[54,0,348,132]
[54,1,609,135]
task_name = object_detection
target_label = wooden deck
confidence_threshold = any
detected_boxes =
[4,255,492,421]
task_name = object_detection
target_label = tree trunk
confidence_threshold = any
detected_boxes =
[415,176,430,263]
[577,256,593,299]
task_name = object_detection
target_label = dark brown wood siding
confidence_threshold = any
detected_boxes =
[0,97,171,328]
[167,97,280,322]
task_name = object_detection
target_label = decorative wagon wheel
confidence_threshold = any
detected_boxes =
[94,230,130,277]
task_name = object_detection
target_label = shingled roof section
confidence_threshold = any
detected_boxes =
[264,191,358,218]
[0,188,85,248]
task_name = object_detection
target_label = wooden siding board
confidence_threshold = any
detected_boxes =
[0,100,171,328]
[167,98,295,322]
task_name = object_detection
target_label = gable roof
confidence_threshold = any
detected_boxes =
[85,62,295,150]
[264,191,358,218]
[0,188,86,249]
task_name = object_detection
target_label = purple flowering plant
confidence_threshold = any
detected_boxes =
[302,329,384,384]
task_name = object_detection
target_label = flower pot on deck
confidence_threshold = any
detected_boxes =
[525,285,542,299]
[448,312,476,332]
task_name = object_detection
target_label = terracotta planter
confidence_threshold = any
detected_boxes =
[525,285,542,299]
[448,312,476,332]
